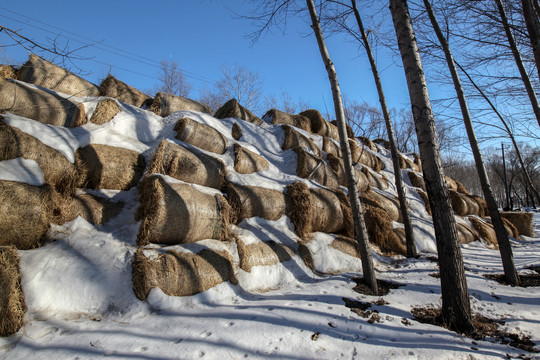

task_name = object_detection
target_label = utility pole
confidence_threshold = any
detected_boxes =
[502,143,510,210]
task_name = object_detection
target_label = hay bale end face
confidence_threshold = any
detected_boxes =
[76,144,146,191]
[286,182,313,240]
[233,144,269,175]
[456,222,480,244]
[357,137,377,152]
[361,167,388,191]
[281,125,321,158]
[232,122,243,140]
[90,98,120,125]
[263,109,311,132]
[137,175,231,246]
[149,92,211,117]
[132,247,237,300]
[148,139,226,189]
[294,147,339,190]
[364,206,406,256]
[99,75,151,108]
[500,212,534,237]
[0,65,16,79]
[417,189,432,216]
[214,99,262,125]
[174,117,228,155]
[329,236,361,258]
[226,183,288,224]
[0,246,27,337]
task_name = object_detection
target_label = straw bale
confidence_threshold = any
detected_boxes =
[471,195,488,217]
[357,137,377,152]
[99,75,151,107]
[349,139,383,171]
[53,193,124,225]
[286,182,313,239]
[136,175,231,246]
[76,144,146,190]
[364,207,406,255]
[501,217,520,239]
[322,136,341,158]
[89,98,120,125]
[0,119,78,195]
[417,189,432,216]
[361,190,401,222]
[455,180,470,195]
[398,153,416,170]
[132,247,237,300]
[0,65,16,79]
[330,236,361,258]
[468,217,497,246]
[281,125,321,158]
[17,54,99,97]
[361,167,388,191]
[449,190,481,217]
[326,153,370,192]
[297,242,314,271]
[149,92,211,117]
[407,171,426,191]
[300,109,338,140]
[373,138,390,150]
[456,222,480,244]
[500,212,534,237]
[445,176,458,191]
[226,183,288,224]
[0,180,52,249]
[233,143,269,175]
[214,99,262,125]
[148,139,226,189]
[237,238,295,272]
[412,153,422,172]
[294,147,339,189]
[0,246,26,337]
[0,78,87,127]
[263,109,311,132]
[310,187,352,235]
[330,120,355,139]
[174,117,228,155]
[232,122,243,140]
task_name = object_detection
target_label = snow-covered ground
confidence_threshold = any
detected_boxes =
[0,91,539,359]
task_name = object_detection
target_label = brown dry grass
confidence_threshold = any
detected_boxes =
[286,182,313,240]
[0,246,27,337]
[264,109,311,132]
[417,189,432,216]
[300,109,339,140]
[326,153,371,192]
[407,171,426,191]
[0,65,16,79]
[322,136,341,158]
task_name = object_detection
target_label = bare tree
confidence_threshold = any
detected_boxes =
[155,60,192,97]
[214,63,264,113]
[521,0,540,81]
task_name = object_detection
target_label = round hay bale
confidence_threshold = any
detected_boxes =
[373,138,391,150]
[456,222,480,244]
[500,212,534,237]
[226,183,288,224]
[148,139,226,189]
[449,190,481,217]
[174,117,228,155]
[326,153,371,192]
[310,187,352,235]
[0,65,16,79]
[501,217,520,239]
[53,193,124,225]
[286,182,313,240]
[417,189,432,216]
[132,247,237,300]
[294,147,339,189]
[445,176,458,192]
[364,206,406,255]
[214,99,262,125]
[149,92,211,117]
[361,190,401,222]
[330,120,355,139]
[455,180,470,195]
[398,153,416,170]
[330,236,361,258]
[236,238,295,272]
[233,143,269,175]
[232,122,243,140]
[468,216,497,246]
[17,54,100,98]
[407,171,426,191]
[361,166,388,191]
[89,98,120,125]
[322,136,341,158]
[297,242,315,271]
[136,175,231,246]
[281,125,321,158]
[99,75,151,108]
[349,139,383,171]
[75,144,146,191]
[300,109,338,140]
[0,78,87,127]
[0,246,26,337]
[471,195,488,217]
[357,136,377,152]
[412,153,422,172]
[0,180,52,249]
[0,119,78,195]
[263,109,311,132]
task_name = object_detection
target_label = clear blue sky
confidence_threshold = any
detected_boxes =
[0,0,414,117]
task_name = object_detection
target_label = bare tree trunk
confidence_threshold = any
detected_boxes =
[495,0,540,128]
[306,0,378,295]
[351,0,417,258]
[424,0,520,286]
[389,0,473,333]
[522,0,540,81]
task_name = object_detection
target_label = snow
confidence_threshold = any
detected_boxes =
[1,93,539,360]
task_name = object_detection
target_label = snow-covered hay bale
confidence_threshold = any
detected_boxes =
[326,153,370,192]
[236,238,295,272]
[0,78,87,127]
[300,186,353,236]
[17,54,99,98]
[132,247,237,300]
[349,139,383,172]
[322,136,341,158]
[263,109,311,132]
[99,75,151,108]
[0,180,52,249]
[417,189,431,216]
[468,216,497,246]
[329,236,361,258]
[407,171,425,191]
[0,65,16,79]
[449,190,481,217]
[361,191,401,222]
[373,138,390,150]
[0,246,26,337]
[500,212,534,237]
[0,119,78,195]
[233,144,269,175]
[174,117,228,155]
[300,109,338,140]
[286,182,313,240]
[361,167,389,191]
[75,144,146,191]
[89,98,120,125]
[214,99,262,125]
[331,120,354,139]
[456,180,470,195]
[149,92,211,117]
[226,183,288,224]
[357,137,377,152]
[456,222,480,244]
[148,140,226,189]
[412,153,422,171]
[282,125,321,158]
[445,176,458,192]
[136,175,231,246]
[53,193,124,225]
[232,122,242,140]
[294,147,339,189]
[398,153,416,170]
[471,195,488,217]
[364,206,406,255]
[501,217,520,239]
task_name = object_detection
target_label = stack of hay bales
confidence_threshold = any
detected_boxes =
[149,92,211,117]
[300,109,339,141]
[262,109,311,132]
[99,75,152,108]
[175,117,228,155]
[0,246,26,337]
[330,120,355,139]
[294,147,339,189]
[233,144,269,175]
[214,99,262,125]
[281,125,321,157]
[17,54,100,98]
